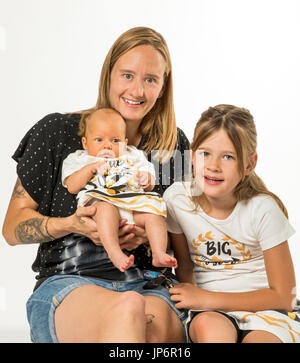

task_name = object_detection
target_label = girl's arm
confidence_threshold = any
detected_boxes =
[170,241,296,312]
[171,232,195,284]
[65,161,107,194]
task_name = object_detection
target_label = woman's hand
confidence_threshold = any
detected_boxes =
[68,205,100,243]
[118,219,148,250]
[68,207,148,249]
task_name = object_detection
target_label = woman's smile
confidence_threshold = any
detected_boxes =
[122,97,145,107]
[109,45,166,124]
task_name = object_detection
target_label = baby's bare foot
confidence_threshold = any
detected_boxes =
[152,252,178,268]
[109,251,135,272]
[120,254,135,272]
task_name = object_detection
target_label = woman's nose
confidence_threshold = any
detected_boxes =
[129,78,144,98]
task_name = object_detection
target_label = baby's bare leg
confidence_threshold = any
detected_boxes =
[133,212,177,268]
[93,201,134,272]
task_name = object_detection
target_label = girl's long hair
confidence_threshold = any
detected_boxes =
[73,27,177,160]
[190,104,288,217]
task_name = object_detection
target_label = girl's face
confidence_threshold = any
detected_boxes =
[109,45,166,125]
[192,128,251,204]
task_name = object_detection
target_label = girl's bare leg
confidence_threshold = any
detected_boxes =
[94,201,134,272]
[55,285,147,342]
[133,212,177,268]
[242,330,282,343]
[189,312,238,343]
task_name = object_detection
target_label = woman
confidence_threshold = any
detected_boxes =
[2,27,190,342]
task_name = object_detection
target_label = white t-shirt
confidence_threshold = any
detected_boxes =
[163,182,295,293]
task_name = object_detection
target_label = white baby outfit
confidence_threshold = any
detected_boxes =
[62,146,166,224]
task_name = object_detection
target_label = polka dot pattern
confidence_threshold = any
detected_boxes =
[12,113,190,284]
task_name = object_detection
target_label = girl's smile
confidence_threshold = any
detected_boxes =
[192,129,242,206]
[204,175,224,185]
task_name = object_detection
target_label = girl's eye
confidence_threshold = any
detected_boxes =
[197,150,209,157]
[224,155,234,160]
[123,74,132,80]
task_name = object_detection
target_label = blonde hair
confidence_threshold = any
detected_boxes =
[73,27,177,160]
[77,108,124,137]
[190,104,288,217]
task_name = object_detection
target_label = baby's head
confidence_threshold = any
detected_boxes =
[79,108,128,158]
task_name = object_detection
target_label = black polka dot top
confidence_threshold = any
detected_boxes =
[12,113,190,289]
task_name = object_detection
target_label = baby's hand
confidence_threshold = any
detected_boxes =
[135,171,155,191]
[90,161,109,176]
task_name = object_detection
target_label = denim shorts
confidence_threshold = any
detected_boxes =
[26,274,188,343]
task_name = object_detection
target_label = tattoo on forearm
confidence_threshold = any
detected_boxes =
[11,179,26,200]
[146,314,155,325]
[14,218,52,244]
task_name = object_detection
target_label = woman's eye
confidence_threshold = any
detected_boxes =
[123,74,132,80]
[145,78,156,84]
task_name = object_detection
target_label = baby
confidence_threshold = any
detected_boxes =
[62,108,177,272]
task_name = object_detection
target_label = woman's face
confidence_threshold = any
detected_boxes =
[109,45,166,125]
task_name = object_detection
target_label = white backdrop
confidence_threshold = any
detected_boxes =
[0,0,299,342]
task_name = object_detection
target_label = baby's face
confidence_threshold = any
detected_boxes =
[82,110,127,158]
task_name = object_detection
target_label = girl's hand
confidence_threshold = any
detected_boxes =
[169,283,208,310]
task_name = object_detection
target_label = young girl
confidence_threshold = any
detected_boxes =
[164,104,300,343]
[62,107,177,272]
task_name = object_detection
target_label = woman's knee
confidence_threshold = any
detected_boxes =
[117,291,146,316]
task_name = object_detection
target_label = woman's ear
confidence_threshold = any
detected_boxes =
[245,152,258,176]
[158,81,166,98]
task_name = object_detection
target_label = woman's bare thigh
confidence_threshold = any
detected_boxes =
[144,295,185,343]
[54,285,146,343]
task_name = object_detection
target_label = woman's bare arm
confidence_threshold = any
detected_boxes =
[2,178,148,248]
[2,178,99,245]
